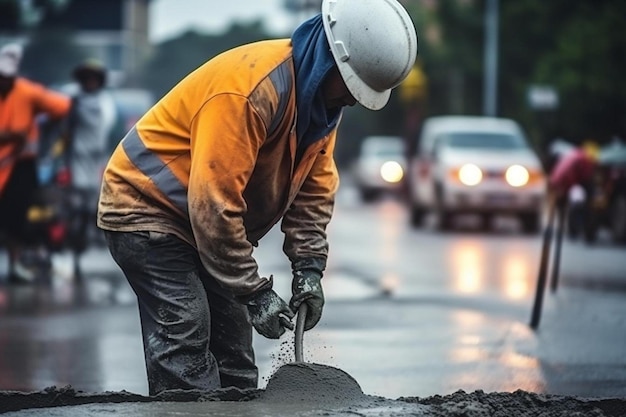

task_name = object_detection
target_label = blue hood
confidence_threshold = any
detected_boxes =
[291,14,342,159]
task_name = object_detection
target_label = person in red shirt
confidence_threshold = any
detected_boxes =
[549,141,599,198]
[549,141,600,239]
[0,43,71,284]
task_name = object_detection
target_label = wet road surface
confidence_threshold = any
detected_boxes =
[0,187,625,415]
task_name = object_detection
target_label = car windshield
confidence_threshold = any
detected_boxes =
[374,148,403,157]
[438,132,527,150]
[362,140,404,156]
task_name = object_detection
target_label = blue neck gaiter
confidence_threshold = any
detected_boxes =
[291,14,342,157]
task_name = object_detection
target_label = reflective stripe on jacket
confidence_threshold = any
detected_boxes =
[98,39,339,297]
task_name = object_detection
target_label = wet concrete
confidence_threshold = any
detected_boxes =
[260,363,364,406]
[1,382,624,416]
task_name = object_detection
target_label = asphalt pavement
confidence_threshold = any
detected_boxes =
[0,189,625,415]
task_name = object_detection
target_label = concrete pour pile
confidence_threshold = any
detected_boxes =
[1,362,625,416]
[260,363,364,405]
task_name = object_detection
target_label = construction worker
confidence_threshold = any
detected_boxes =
[98,0,417,394]
[0,43,71,284]
[64,59,117,278]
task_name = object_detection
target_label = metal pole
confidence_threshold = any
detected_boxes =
[483,0,499,117]
[550,201,566,293]
[530,196,556,330]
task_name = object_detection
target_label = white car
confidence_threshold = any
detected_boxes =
[407,116,547,233]
[352,135,407,202]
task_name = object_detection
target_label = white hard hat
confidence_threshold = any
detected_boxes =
[0,43,23,77]
[322,0,418,110]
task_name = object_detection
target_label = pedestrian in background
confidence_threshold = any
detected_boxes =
[63,59,117,279]
[549,140,600,239]
[0,43,71,284]
[98,0,417,395]
[549,141,599,198]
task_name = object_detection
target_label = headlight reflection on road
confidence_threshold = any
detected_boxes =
[501,255,531,300]
[450,241,483,294]
[449,310,487,364]
[449,310,542,392]
[377,201,402,264]
[449,240,532,300]
[376,202,403,294]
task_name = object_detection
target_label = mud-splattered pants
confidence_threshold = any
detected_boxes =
[104,230,257,395]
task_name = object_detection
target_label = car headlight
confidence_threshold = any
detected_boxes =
[458,164,483,186]
[505,165,530,187]
[380,161,404,183]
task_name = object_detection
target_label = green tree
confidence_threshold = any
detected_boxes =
[402,0,483,117]
[400,0,626,152]
[139,1,626,167]
[532,1,626,142]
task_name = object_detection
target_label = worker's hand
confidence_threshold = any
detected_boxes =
[245,285,294,339]
[290,269,324,331]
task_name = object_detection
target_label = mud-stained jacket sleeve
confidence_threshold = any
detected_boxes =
[188,93,269,297]
[281,129,339,274]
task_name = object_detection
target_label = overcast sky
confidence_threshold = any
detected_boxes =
[149,0,310,42]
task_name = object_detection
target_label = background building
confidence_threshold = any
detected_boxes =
[0,0,152,87]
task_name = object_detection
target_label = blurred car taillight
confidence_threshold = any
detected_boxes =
[56,166,72,187]
[48,221,67,248]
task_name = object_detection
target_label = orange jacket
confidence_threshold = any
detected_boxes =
[0,77,71,194]
[98,39,340,297]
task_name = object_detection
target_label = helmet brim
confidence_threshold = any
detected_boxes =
[334,62,391,111]
[321,7,391,111]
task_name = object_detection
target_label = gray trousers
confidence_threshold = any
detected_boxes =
[104,230,257,395]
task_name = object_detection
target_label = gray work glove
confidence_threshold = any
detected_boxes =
[243,278,294,339]
[290,269,324,331]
